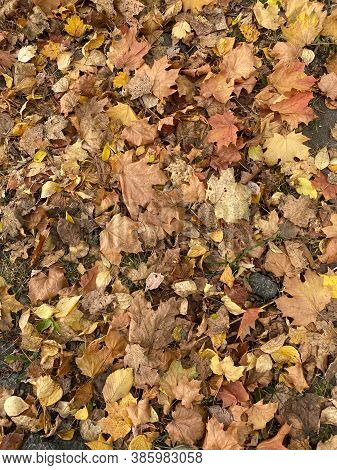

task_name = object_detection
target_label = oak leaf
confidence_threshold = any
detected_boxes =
[167,404,205,446]
[100,213,141,265]
[276,271,331,326]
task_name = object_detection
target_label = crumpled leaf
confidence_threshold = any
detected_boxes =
[28,265,66,305]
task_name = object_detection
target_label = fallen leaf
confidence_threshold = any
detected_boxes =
[103,368,134,404]
[167,404,205,446]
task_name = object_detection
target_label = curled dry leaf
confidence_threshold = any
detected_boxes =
[28,265,66,305]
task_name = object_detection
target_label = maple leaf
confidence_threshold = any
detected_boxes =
[75,339,114,378]
[115,151,167,219]
[206,168,251,223]
[200,71,234,104]
[182,0,214,13]
[203,417,242,450]
[129,294,179,350]
[263,131,310,166]
[146,56,180,100]
[257,423,291,450]
[318,73,337,100]
[76,97,109,153]
[121,119,157,146]
[206,111,238,150]
[269,91,316,129]
[99,394,135,441]
[322,214,337,238]
[246,400,278,431]
[64,15,87,38]
[276,270,331,326]
[282,2,327,46]
[237,308,262,340]
[221,43,259,81]
[313,172,337,200]
[253,1,284,31]
[268,61,316,95]
[100,213,141,265]
[108,27,150,71]
[166,404,205,446]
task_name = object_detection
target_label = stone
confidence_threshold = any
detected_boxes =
[249,272,279,301]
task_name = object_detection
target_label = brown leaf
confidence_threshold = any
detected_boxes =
[121,119,157,146]
[108,27,150,71]
[237,308,262,340]
[276,271,331,326]
[203,417,242,450]
[128,293,179,350]
[257,423,291,450]
[313,172,337,200]
[28,265,66,305]
[246,400,278,430]
[100,213,142,265]
[0,432,23,450]
[115,152,167,219]
[206,111,238,151]
[166,404,205,446]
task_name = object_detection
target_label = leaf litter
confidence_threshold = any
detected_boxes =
[0,0,337,451]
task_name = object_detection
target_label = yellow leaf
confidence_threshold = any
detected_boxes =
[187,241,207,258]
[41,181,61,198]
[295,177,317,199]
[86,434,113,450]
[129,435,152,450]
[82,32,105,56]
[64,15,87,38]
[2,73,13,88]
[248,145,263,161]
[172,21,191,39]
[57,429,75,441]
[210,355,245,382]
[221,295,244,315]
[55,295,81,318]
[102,143,111,162]
[271,346,301,365]
[182,0,214,13]
[34,149,47,163]
[220,265,234,288]
[41,41,61,60]
[239,23,260,43]
[113,72,128,89]
[213,37,235,56]
[34,304,57,319]
[65,211,74,223]
[108,103,138,127]
[36,375,63,407]
[102,368,134,404]
[209,229,223,243]
[263,132,309,167]
[75,406,88,420]
[322,274,337,299]
[4,396,29,417]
